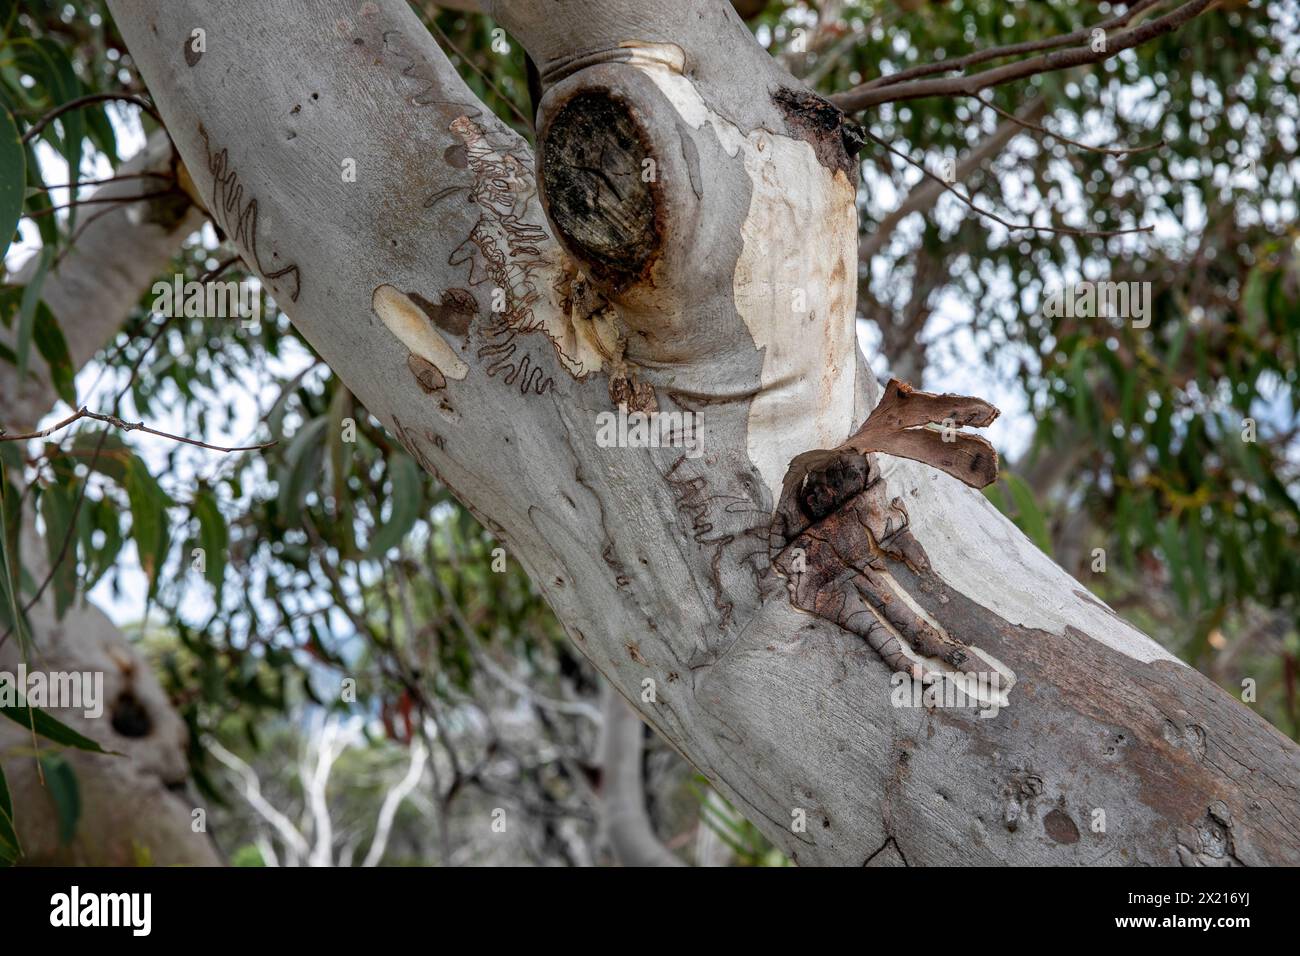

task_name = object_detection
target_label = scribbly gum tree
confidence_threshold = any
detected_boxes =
[104,0,1300,865]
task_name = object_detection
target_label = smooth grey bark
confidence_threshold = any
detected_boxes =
[598,683,684,866]
[0,134,218,865]
[107,0,1300,866]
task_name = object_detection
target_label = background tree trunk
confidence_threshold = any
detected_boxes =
[598,682,683,866]
[1,133,219,865]
[105,0,1300,865]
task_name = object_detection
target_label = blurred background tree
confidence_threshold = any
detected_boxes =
[1,0,1296,865]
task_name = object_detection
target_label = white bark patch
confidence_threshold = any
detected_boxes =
[620,42,745,156]
[626,45,857,505]
[372,284,469,380]
[734,142,857,505]
[882,456,1181,665]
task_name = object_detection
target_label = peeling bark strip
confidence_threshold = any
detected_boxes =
[771,381,1008,684]
[539,90,662,287]
[782,380,1000,514]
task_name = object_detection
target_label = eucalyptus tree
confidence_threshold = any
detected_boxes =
[82,0,1298,865]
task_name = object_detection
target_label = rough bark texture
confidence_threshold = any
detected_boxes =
[1,134,218,865]
[105,0,1300,865]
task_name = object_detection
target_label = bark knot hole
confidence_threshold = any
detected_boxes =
[540,91,662,287]
[110,691,153,738]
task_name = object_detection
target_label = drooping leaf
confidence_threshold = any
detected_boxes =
[365,454,423,559]
[38,479,77,619]
[14,244,51,378]
[328,384,352,508]
[0,463,28,651]
[0,699,115,755]
[37,753,80,845]
[193,487,228,599]
[1003,472,1052,556]
[276,415,328,526]
[12,39,85,217]
[0,761,19,864]
[124,455,173,593]
[32,302,76,407]
[0,104,23,263]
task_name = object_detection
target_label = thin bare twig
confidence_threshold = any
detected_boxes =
[199,254,244,284]
[832,0,1215,111]
[974,92,1164,157]
[32,171,174,192]
[860,97,1048,263]
[421,11,532,129]
[854,0,1167,93]
[0,406,277,453]
[20,92,164,145]
[861,129,1152,239]
[25,190,178,218]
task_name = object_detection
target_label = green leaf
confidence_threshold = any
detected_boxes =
[79,495,122,590]
[38,480,77,619]
[194,487,227,599]
[0,464,29,651]
[1003,473,1052,556]
[0,761,19,864]
[15,244,51,378]
[32,301,76,407]
[71,428,129,483]
[38,753,80,845]
[12,39,85,215]
[0,0,19,40]
[276,416,328,526]
[365,454,422,559]
[1242,266,1269,335]
[0,104,23,263]
[124,455,172,593]
[0,699,114,754]
[82,96,118,167]
[1160,516,1190,611]
[328,384,352,509]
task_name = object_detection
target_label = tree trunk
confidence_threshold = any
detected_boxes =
[598,682,683,866]
[1,134,219,865]
[106,0,1300,865]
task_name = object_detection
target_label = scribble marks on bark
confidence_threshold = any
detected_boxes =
[440,115,559,396]
[198,125,302,302]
